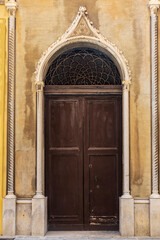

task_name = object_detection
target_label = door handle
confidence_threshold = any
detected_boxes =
[95,176,98,182]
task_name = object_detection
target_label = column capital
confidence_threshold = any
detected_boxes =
[35,81,44,92]
[5,0,18,17]
[148,0,160,15]
[122,80,131,91]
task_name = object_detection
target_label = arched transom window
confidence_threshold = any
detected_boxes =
[45,48,121,85]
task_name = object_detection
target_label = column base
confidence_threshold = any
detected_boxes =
[119,195,134,236]
[32,196,47,236]
[150,195,160,236]
[3,195,16,236]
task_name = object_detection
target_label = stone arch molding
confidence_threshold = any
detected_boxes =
[33,6,133,236]
[35,6,131,88]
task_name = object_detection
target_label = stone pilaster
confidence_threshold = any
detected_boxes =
[34,81,45,198]
[32,81,47,236]
[148,0,160,237]
[3,0,17,236]
[119,81,134,236]
[122,82,131,198]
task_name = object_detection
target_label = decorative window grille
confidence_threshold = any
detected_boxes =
[45,48,121,85]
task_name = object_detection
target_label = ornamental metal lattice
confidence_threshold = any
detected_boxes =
[45,48,121,85]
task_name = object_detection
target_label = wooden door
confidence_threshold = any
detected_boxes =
[45,95,122,230]
[83,96,122,230]
[45,96,84,230]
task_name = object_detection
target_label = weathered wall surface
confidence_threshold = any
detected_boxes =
[15,0,151,199]
[0,4,7,235]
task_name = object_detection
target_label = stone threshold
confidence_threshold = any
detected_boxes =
[1,231,160,240]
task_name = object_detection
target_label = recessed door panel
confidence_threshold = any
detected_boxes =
[89,155,118,226]
[49,100,79,148]
[88,100,117,147]
[48,154,80,217]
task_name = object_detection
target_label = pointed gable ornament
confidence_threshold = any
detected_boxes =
[65,7,96,37]
[35,6,131,86]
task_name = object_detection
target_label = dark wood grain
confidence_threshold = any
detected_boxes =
[45,95,122,230]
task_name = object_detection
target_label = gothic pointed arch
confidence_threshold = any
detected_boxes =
[35,6,131,88]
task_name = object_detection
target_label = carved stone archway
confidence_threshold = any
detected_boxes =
[33,7,133,236]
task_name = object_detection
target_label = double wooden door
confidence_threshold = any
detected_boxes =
[45,95,122,230]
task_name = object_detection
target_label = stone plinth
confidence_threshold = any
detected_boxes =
[32,196,47,236]
[3,196,16,236]
[119,196,134,236]
[134,199,149,236]
[150,196,160,236]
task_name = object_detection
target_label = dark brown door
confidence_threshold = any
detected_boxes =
[45,95,122,230]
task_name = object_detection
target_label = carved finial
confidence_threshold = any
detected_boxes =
[148,0,160,15]
[79,6,88,15]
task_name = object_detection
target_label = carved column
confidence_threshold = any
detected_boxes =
[32,81,47,236]
[3,0,17,236]
[149,0,160,197]
[149,0,160,236]
[122,82,131,198]
[119,81,134,237]
[6,0,17,197]
[35,82,45,198]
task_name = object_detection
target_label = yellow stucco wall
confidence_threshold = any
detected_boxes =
[15,0,151,199]
[0,5,7,235]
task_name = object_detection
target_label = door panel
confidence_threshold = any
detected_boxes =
[84,97,122,229]
[45,97,84,230]
[88,100,117,148]
[89,155,118,225]
[45,95,122,230]
[49,154,80,216]
[49,100,79,148]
